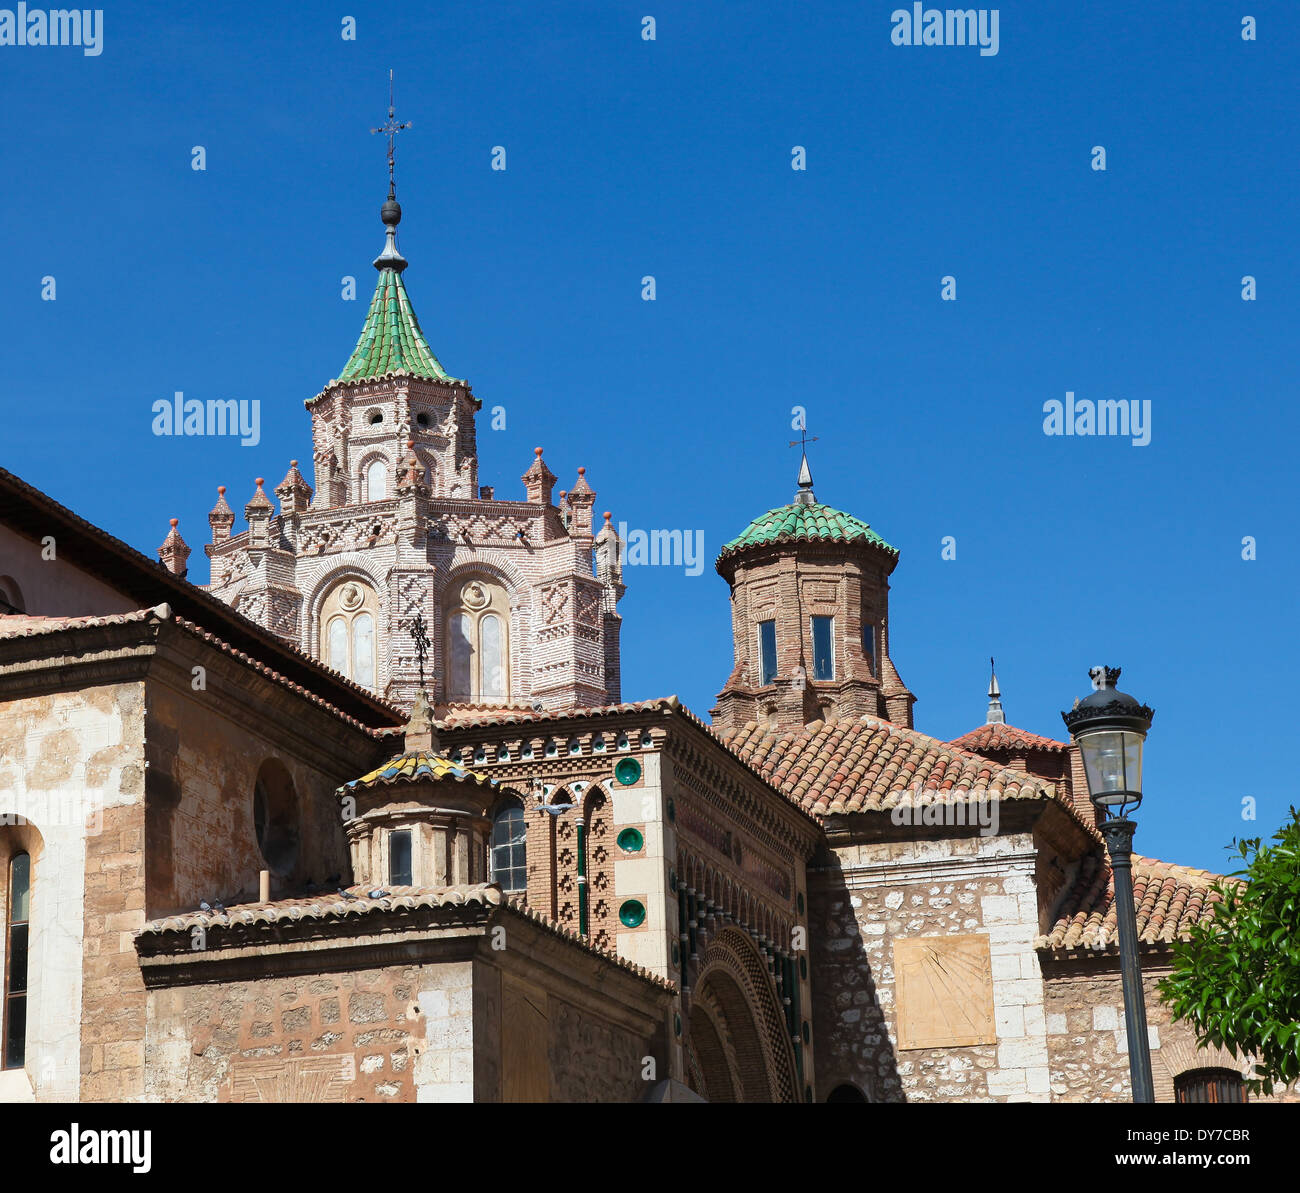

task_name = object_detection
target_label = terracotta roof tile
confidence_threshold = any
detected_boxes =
[1036,853,1232,954]
[951,721,1071,754]
[138,883,673,990]
[0,604,386,736]
[718,715,1077,821]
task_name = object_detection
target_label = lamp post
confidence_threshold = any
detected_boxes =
[1062,666,1156,1103]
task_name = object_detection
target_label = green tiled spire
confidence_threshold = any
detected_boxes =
[336,189,454,384]
[338,268,451,383]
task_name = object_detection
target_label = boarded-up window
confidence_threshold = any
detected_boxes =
[502,979,549,1102]
[894,934,996,1050]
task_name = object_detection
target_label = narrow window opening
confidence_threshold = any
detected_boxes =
[489,805,527,892]
[389,830,413,887]
[758,620,777,686]
[4,852,31,1070]
[811,615,834,681]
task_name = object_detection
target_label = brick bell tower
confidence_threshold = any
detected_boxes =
[711,452,915,731]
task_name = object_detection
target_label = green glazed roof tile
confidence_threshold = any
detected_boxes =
[719,501,897,558]
[338,268,452,384]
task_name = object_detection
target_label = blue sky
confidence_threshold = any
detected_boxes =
[1,2,1295,871]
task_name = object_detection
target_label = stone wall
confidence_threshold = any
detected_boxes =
[142,938,667,1102]
[810,833,1050,1103]
[0,681,146,1102]
[145,961,461,1102]
[143,673,370,918]
[1043,965,1299,1104]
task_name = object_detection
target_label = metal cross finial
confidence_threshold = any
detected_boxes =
[407,612,430,690]
[370,69,412,196]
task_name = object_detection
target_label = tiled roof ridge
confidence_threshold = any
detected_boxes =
[0,602,386,737]
[138,883,673,991]
[718,712,1099,839]
[951,721,1072,753]
[501,894,674,990]
[441,696,823,830]
[1036,851,1237,955]
[0,466,404,728]
[0,606,167,636]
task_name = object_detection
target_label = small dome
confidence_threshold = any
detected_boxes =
[717,500,897,563]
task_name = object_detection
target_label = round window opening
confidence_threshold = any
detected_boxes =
[416,412,430,427]
[253,758,299,876]
[368,410,383,425]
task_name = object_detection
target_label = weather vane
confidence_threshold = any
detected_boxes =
[370,68,412,195]
[407,611,430,690]
[787,426,819,453]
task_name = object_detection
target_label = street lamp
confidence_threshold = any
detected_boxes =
[1062,666,1156,1103]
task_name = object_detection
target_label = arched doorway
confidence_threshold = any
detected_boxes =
[684,927,798,1103]
[826,1082,869,1103]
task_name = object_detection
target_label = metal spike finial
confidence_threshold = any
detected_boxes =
[787,426,819,505]
[986,656,1005,724]
[371,71,412,271]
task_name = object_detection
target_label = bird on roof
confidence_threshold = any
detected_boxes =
[367,889,390,899]
[337,887,359,901]
[537,802,575,816]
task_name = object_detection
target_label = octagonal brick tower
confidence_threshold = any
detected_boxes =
[711,454,915,732]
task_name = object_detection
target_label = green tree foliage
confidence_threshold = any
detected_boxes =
[1160,808,1300,1096]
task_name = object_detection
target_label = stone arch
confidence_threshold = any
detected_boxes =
[440,563,523,705]
[1156,1037,1251,1103]
[686,926,799,1103]
[356,451,391,502]
[306,563,385,658]
[252,757,300,878]
[686,997,739,1103]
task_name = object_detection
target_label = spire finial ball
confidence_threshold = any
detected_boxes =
[169,518,179,528]
[534,446,544,457]
[255,478,265,487]
[603,511,612,523]
[290,459,298,468]
[217,485,226,496]
[578,466,586,476]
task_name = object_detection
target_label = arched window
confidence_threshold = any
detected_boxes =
[0,576,24,615]
[445,578,510,703]
[3,852,30,1070]
[489,803,527,893]
[253,759,299,877]
[365,459,388,502]
[1175,1068,1246,1104]
[320,579,379,689]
